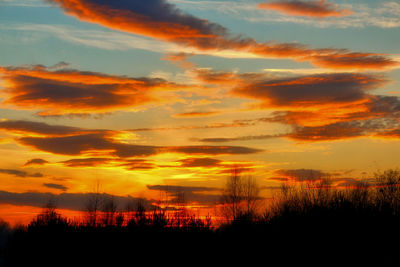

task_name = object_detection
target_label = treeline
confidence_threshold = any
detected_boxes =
[2,169,400,266]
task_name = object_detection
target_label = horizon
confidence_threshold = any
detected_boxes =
[0,0,400,225]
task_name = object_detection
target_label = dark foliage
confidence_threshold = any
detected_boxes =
[3,170,400,266]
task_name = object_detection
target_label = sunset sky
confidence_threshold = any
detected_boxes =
[0,0,399,224]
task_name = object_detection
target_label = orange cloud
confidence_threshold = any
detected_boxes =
[230,72,386,109]
[0,168,43,178]
[191,69,400,142]
[162,52,195,69]
[174,111,221,118]
[0,65,185,116]
[47,0,397,70]
[179,157,222,168]
[23,158,49,167]
[0,119,89,136]
[0,120,262,157]
[258,0,353,18]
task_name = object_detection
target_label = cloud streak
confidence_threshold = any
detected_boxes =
[0,65,186,116]
[46,0,397,70]
[0,168,43,178]
[0,119,262,157]
[0,190,154,211]
[258,0,353,18]
[190,69,400,142]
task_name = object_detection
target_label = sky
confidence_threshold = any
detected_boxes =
[0,0,399,225]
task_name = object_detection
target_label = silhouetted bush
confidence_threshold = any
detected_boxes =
[4,170,400,266]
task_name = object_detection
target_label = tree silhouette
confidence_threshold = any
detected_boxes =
[220,168,260,221]
[85,181,102,226]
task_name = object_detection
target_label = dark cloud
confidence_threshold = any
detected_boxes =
[258,0,353,18]
[19,133,116,156]
[189,69,400,142]
[59,157,156,170]
[147,184,220,205]
[174,111,220,118]
[275,169,332,182]
[0,65,182,116]
[0,120,85,136]
[234,73,385,108]
[179,157,222,167]
[47,0,397,70]
[195,134,284,143]
[24,158,49,167]
[0,190,155,211]
[288,119,398,141]
[43,183,68,191]
[117,159,156,170]
[0,168,43,178]
[17,130,261,157]
[165,145,262,155]
[60,158,114,167]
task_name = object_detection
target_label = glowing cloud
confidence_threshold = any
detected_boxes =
[258,0,353,18]
[233,73,386,109]
[47,0,397,70]
[0,65,185,116]
[23,158,49,167]
[0,168,43,178]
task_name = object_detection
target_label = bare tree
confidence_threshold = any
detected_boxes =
[101,196,117,226]
[220,168,260,221]
[85,181,102,227]
[243,176,260,216]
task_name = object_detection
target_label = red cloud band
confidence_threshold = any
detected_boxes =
[258,0,353,18]
[0,65,184,116]
[48,0,397,70]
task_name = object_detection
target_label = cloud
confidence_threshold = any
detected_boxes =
[274,168,331,182]
[12,127,261,157]
[0,168,43,178]
[178,157,222,167]
[147,184,220,205]
[117,159,156,170]
[287,119,391,141]
[9,23,176,52]
[43,183,68,191]
[0,65,185,116]
[60,158,114,167]
[47,0,397,70]
[59,157,156,171]
[24,158,49,167]
[174,111,221,118]
[162,52,195,69]
[0,119,262,157]
[233,73,386,109]
[172,0,400,29]
[0,190,154,211]
[0,120,85,136]
[258,0,353,18]
[127,120,254,132]
[164,145,262,156]
[272,169,369,187]
[195,134,285,143]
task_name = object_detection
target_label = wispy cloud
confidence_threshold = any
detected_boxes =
[24,158,49,167]
[5,24,176,53]
[45,0,397,70]
[173,0,400,29]
[43,183,68,191]
[0,190,155,211]
[257,0,353,18]
[0,168,43,178]
[0,64,188,116]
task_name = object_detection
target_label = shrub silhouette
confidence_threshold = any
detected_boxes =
[4,169,400,266]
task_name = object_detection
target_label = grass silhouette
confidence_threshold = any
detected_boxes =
[2,169,400,266]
